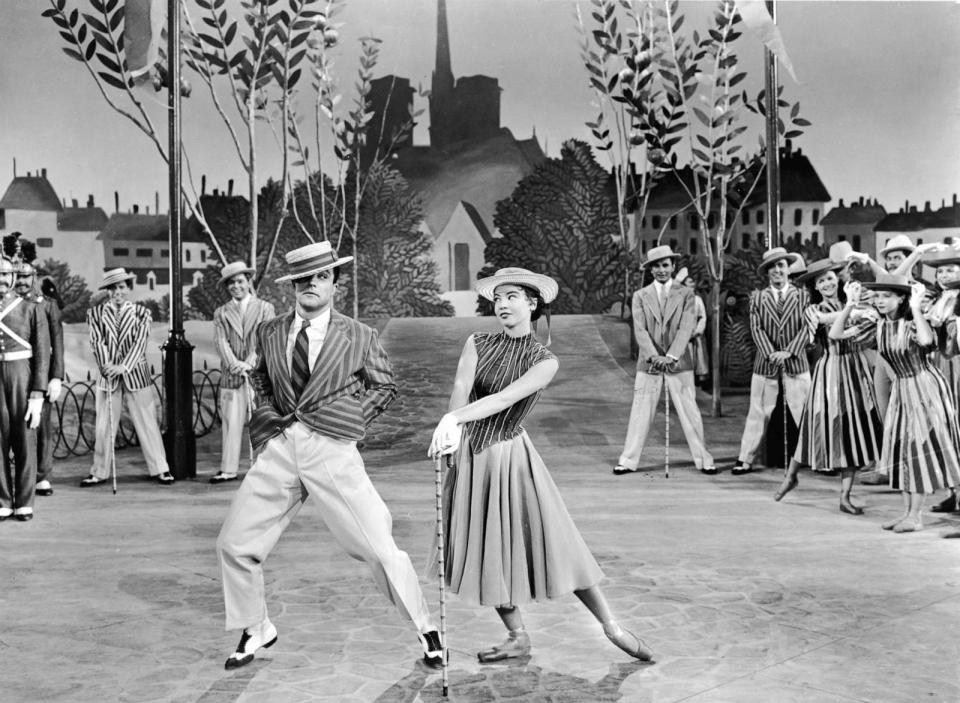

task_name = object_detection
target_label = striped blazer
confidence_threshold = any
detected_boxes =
[248,310,398,449]
[632,283,697,374]
[87,302,153,391]
[749,284,811,377]
[213,295,276,389]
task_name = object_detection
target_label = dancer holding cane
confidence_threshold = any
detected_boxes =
[210,261,275,484]
[429,267,653,664]
[613,245,714,477]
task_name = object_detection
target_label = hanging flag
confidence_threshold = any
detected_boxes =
[735,0,798,83]
[124,0,165,80]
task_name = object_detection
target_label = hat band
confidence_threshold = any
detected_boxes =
[287,252,340,277]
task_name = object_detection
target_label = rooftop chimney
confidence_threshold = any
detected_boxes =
[133,204,139,214]
[201,174,206,196]
[114,191,119,214]
[954,193,957,207]
[909,205,917,214]
[155,191,159,214]
[924,201,931,212]
[838,198,844,208]
[228,178,234,196]
[13,157,16,178]
[146,206,150,214]
[859,196,864,207]
[71,198,78,208]
[213,188,219,197]
[905,200,909,212]
[87,194,94,207]
[41,168,47,179]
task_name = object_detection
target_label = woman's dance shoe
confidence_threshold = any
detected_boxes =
[839,503,864,516]
[774,476,798,502]
[893,516,922,533]
[477,629,530,663]
[881,515,907,530]
[603,623,654,662]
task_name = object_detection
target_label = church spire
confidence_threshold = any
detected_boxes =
[430,0,454,147]
[433,0,453,94]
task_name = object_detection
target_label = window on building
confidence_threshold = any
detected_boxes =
[794,232,802,246]
[812,209,820,225]
[756,232,765,247]
[794,208,803,226]
[161,249,169,258]
[200,250,207,262]
[37,237,53,248]
[641,217,647,229]
[689,238,698,254]
[185,249,192,262]
[741,232,751,249]
[690,213,699,229]
[742,210,750,225]
[838,235,847,242]
[726,211,733,228]
[756,209,764,225]
[811,231,818,246]
[0,208,5,229]
[917,238,923,245]
[946,236,954,245]
[149,278,155,291]
[136,248,152,257]
[113,248,129,256]
[707,212,717,228]
[669,238,678,250]
[651,215,662,230]
[641,239,648,253]
[724,238,733,253]
[853,235,862,250]
[669,215,677,230]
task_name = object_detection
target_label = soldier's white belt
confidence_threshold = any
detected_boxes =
[0,350,32,361]
[0,297,33,351]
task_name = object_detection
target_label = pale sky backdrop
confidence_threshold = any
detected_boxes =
[1,0,958,218]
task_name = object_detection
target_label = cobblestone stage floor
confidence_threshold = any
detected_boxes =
[4,316,958,702]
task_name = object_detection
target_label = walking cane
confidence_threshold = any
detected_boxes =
[106,379,117,495]
[433,454,450,698]
[244,373,255,465]
[663,372,670,479]
[781,372,789,473]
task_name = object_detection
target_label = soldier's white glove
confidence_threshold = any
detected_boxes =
[47,378,62,402]
[428,413,463,459]
[25,397,44,429]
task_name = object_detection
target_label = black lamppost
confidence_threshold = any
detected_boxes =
[161,0,196,478]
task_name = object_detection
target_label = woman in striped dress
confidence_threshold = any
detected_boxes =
[428,267,653,664]
[828,275,960,533]
[774,259,883,514]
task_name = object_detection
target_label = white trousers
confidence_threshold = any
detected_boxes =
[737,372,812,464]
[91,387,169,479]
[618,370,714,470]
[217,422,433,633]
[218,386,250,475]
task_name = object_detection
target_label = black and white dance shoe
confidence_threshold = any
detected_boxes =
[80,475,106,487]
[612,465,638,476]
[224,620,278,670]
[35,480,54,496]
[156,472,175,485]
[0,508,13,521]
[209,472,239,484]
[700,466,718,475]
[419,630,444,669]
[14,508,33,522]
[731,461,752,476]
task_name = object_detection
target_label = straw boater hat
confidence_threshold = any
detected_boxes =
[674,266,690,285]
[797,257,844,283]
[275,241,353,283]
[757,247,795,273]
[218,260,256,285]
[879,234,915,257]
[861,272,912,295]
[829,241,854,264]
[922,245,960,268]
[642,244,681,268]
[99,267,137,290]
[787,253,807,277]
[475,267,558,303]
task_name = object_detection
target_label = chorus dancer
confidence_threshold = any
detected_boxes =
[773,259,883,514]
[428,267,653,664]
[828,275,960,533]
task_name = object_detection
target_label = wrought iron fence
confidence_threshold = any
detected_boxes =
[53,361,223,458]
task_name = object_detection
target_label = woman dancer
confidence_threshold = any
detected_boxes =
[428,267,652,663]
[774,259,883,514]
[676,269,709,386]
[827,275,960,532]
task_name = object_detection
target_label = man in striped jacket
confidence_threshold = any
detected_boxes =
[732,248,811,475]
[210,261,276,484]
[81,268,173,487]
[216,241,443,671]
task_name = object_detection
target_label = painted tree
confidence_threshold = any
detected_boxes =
[577,0,809,415]
[37,259,94,324]
[482,139,624,314]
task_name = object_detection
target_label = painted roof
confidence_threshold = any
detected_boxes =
[99,212,207,243]
[876,204,960,232]
[820,202,887,226]
[458,201,493,243]
[58,207,109,231]
[0,176,63,212]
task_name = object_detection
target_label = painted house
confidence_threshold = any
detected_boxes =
[820,197,887,255]
[0,169,108,283]
[434,201,493,314]
[875,195,960,277]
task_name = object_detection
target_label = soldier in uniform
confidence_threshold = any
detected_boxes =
[0,255,49,521]
[210,261,276,484]
[14,260,64,497]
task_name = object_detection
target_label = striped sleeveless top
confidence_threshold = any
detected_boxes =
[466,332,557,453]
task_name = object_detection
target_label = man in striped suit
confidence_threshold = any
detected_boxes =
[81,268,173,487]
[613,245,715,475]
[210,261,276,484]
[732,248,811,475]
[216,242,442,671]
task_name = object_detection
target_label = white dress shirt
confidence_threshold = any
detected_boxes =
[653,280,671,305]
[286,308,331,375]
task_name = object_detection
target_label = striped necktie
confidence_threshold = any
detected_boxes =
[291,320,311,397]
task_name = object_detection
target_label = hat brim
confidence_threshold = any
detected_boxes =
[275,256,353,283]
[757,253,793,273]
[861,282,912,295]
[796,261,844,283]
[219,268,256,285]
[879,245,915,257]
[476,272,559,304]
[98,274,136,290]
[642,253,681,268]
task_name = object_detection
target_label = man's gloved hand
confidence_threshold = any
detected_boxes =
[47,378,62,402]
[25,397,44,429]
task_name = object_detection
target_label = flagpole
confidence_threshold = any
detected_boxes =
[764,0,781,250]
[162,0,197,479]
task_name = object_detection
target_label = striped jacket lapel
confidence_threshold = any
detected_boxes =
[265,312,296,407]
[223,300,243,339]
[776,286,800,334]
[299,313,353,406]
